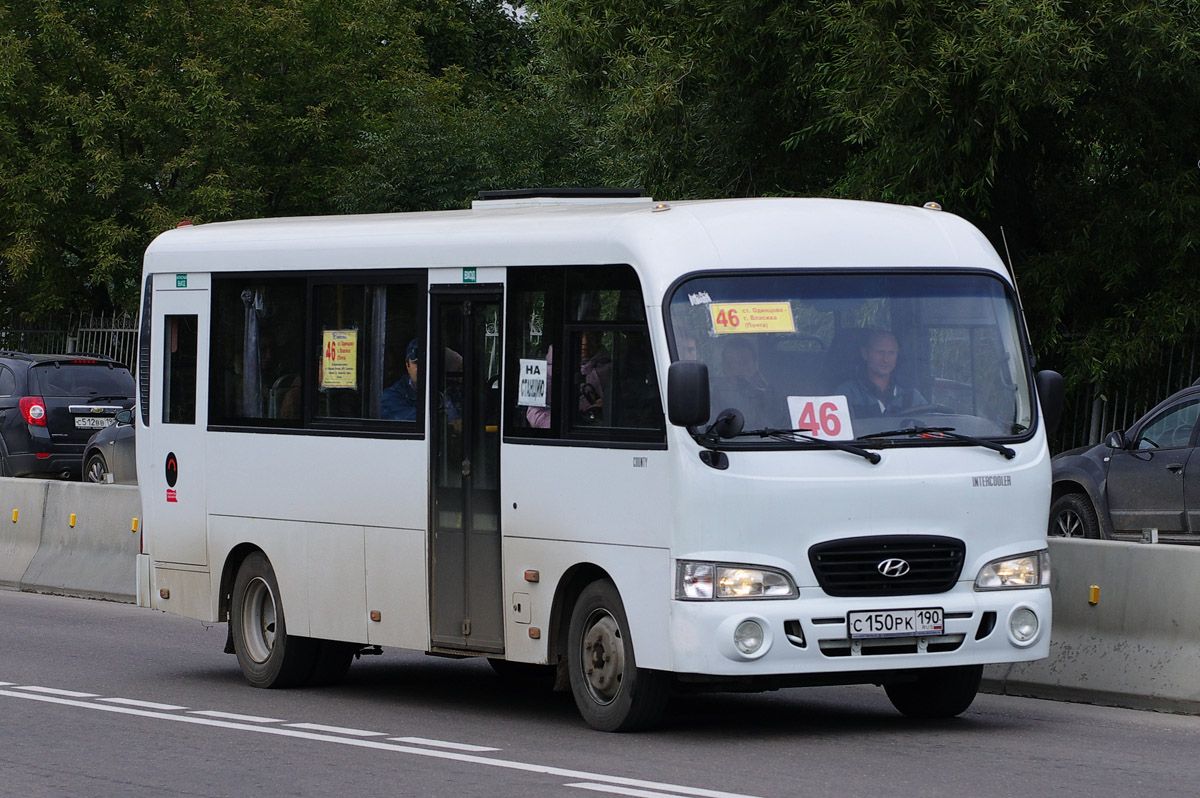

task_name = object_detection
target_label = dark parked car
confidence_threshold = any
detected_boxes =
[0,351,135,479]
[83,408,137,484]
[1051,379,1200,541]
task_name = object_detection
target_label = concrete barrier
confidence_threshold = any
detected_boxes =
[2,480,1199,713]
[984,537,1200,713]
[0,477,141,602]
[0,479,48,589]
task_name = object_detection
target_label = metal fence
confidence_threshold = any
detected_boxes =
[0,312,138,372]
[0,312,1193,450]
[1052,340,1200,454]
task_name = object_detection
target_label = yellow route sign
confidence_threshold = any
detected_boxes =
[321,330,358,389]
[709,302,795,334]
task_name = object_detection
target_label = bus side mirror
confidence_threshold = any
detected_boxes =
[1035,370,1064,435]
[667,360,710,427]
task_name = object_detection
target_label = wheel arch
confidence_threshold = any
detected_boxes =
[546,562,611,668]
[1051,478,1113,539]
[219,543,266,622]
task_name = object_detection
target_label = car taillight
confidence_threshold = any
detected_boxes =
[19,396,47,426]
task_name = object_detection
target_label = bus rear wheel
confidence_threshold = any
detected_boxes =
[567,580,669,732]
[230,552,317,688]
[884,664,982,719]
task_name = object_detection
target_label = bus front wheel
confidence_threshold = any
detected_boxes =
[884,664,982,719]
[567,579,669,732]
[230,552,317,688]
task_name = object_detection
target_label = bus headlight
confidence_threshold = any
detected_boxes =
[974,550,1050,590]
[676,561,797,600]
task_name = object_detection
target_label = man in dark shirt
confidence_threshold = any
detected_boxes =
[836,330,925,417]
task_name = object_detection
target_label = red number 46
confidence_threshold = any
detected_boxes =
[796,401,842,437]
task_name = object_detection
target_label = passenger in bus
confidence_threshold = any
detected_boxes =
[835,329,926,417]
[676,333,699,362]
[710,337,783,429]
[382,339,462,430]
[526,346,553,429]
[577,331,611,425]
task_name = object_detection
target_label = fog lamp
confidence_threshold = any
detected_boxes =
[733,620,765,655]
[1009,608,1039,644]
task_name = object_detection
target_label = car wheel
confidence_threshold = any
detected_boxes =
[84,452,109,483]
[567,579,670,732]
[1049,493,1101,538]
[0,451,9,477]
[885,665,982,719]
[229,552,318,688]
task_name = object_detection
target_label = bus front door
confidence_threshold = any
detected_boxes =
[429,289,504,653]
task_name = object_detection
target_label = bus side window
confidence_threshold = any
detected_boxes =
[505,265,665,445]
[312,281,420,423]
[208,277,306,425]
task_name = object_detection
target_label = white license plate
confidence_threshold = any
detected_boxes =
[75,416,115,429]
[848,608,944,639]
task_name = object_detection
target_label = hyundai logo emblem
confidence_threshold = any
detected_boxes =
[877,558,911,578]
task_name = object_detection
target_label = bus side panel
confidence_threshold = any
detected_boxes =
[502,537,671,669]
[305,522,368,643]
[364,526,429,649]
[209,515,312,634]
[500,442,673,669]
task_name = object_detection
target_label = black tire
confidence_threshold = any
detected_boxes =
[885,664,982,719]
[229,552,317,688]
[84,452,109,483]
[1049,492,1101,538]
[567,579,670,732]
[0,451,9,477]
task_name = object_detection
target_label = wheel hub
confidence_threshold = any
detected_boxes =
[241,576,277,664]
[581,611,624,705]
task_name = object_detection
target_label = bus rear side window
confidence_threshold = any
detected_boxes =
[163,315,198,424]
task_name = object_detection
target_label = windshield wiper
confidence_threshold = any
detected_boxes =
[861,425,1016,459]
[737,428,881,464]
[86,395,130,403]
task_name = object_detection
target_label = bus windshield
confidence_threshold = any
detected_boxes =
[667,271,1034,444]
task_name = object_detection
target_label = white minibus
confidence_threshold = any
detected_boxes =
[135,191,1063,731]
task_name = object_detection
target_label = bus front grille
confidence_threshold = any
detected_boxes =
[808,535,965,597]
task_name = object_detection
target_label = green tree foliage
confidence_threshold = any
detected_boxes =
[332,1,588,213]
[530,0,1200,385]
[530,0,847,197]
[793,2,1200,386]
[0,0,534,319]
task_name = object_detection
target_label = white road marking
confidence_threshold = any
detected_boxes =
[285,722,387,737]
[99,698,190,711]
[568,782,713,798]
[10,685,99,698]
[389,736,501,752]
[188,709,285,723]
[0,687,759,798]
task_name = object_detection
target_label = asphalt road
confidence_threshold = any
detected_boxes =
[3,589,1199,798]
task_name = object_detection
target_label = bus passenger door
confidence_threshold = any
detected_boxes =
[429,288,504,653]
[148,273,209,567]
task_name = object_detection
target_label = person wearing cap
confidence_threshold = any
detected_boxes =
[382,339,462,429]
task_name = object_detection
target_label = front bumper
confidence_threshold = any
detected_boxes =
[669,583,1050,678]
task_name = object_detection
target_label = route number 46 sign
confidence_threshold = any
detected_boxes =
[786,396,855,441]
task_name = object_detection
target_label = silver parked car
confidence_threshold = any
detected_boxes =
[83,408,136,484]
[1051,380,1200,541]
